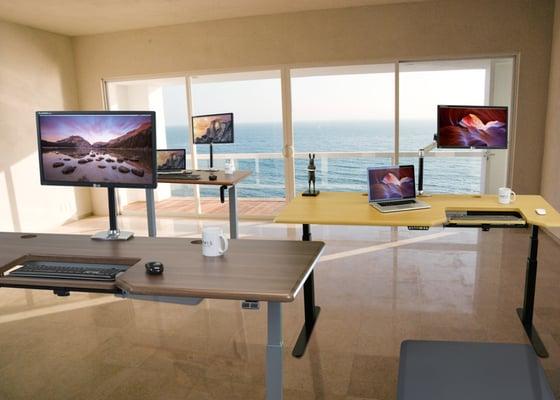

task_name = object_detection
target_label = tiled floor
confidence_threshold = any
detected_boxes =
[1,215,560,399]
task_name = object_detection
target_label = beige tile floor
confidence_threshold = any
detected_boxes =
[1,215,560,399]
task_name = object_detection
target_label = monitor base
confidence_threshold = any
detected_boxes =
[91,230,134,241]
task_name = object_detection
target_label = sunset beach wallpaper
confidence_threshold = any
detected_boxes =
[37,113,155,186]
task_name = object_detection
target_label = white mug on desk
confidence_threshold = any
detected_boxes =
[498,187,516,204]
[202,227,229,257]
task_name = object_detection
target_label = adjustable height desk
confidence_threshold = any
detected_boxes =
[274,193,560,358]
[145,170,251,238]
[0,232,325,400]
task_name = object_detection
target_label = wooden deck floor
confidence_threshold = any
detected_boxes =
[124,197,286,218]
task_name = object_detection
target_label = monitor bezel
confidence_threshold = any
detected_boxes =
[156,148,187,171]
[36,110,158,189]
[367,164,416,202]
[436,105,509,150]
[191,112,234,145]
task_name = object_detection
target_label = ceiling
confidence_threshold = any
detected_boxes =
[0,0,428,36]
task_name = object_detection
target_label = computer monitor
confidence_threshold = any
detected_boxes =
[368,165,416,202]
[157,149,186,172]
[437,105,508,149]
[37,111,157,188]
[192,113,234,170]
[36,110,157,240]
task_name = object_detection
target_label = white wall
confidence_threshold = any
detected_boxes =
[0,20,92,231]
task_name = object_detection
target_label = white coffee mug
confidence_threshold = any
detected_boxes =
[202,227,229,257]
[498,187,516,204]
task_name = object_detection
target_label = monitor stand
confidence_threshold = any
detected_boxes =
[208,142,218,172]
[91,188,134,241]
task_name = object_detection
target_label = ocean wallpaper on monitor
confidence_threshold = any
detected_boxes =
[368,166,415,201]
[38,114,154,185]
[437,106,508,148]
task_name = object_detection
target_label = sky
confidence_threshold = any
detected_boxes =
[40,114,152,143]
[118,68,490,128]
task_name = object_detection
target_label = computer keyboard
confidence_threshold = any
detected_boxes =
[158,173,200,180]
[378,199,416,207]
[8,261,128,281]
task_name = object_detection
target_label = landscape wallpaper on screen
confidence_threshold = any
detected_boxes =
[438,107,507,148]
[192,114,233,144]
[369,166,415,201]
[39,114,154,185]
[157,150,186,171]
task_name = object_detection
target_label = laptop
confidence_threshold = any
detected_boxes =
[367,165,430,213]
[157,149,187,174]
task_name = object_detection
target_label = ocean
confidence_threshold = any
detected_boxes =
[163,121,482,198]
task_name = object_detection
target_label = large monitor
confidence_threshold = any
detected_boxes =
[368,165,416,202]
[437,105,508,149]
[36,111,157,188]
[191,113,234,170]
[36,110,157,241]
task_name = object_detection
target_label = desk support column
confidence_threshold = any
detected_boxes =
[517,225,548,358]
[267,302,283,400]
[228,185,238,239]
[145,189,157,238]
[292,224,321,358]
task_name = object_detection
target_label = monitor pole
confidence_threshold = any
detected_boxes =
[91,187,134,241]
[417,136,437,196]
[209,142,218,171]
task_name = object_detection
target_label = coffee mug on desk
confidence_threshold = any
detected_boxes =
[498,187,516,204]
[202,227,229,257]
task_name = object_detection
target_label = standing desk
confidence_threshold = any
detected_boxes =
[274,192,560,358]
[0,232,325,400]
[146,170,251,238]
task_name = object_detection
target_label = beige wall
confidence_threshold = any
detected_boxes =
[542,0,560,238]
[0,20,92,232]
[73,0,554,194]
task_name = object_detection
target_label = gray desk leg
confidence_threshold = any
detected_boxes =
[145,189,157,238]
[228,185,238,239]
[267,302,283,400]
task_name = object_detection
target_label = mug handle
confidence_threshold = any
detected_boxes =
[510,190,517,202]
[219,234,229,255]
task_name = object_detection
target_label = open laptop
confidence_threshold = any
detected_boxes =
[367,165,430,213]
[157,149,187,174]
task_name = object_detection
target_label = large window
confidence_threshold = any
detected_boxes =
[291,64,395,193]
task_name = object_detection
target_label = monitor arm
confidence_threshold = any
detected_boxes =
[418,135,437,196]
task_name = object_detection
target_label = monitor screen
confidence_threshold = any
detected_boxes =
[157,149,186,171]
[192,113,234,144]
[437,105,508,149]
[368,165,416,202]
[36,111,157,189]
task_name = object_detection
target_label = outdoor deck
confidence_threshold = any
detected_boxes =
[123,197,286,218]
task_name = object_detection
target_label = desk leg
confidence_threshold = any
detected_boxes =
[516,225,548,358]
[292,224,321,358]
[228,185,238,239]
[145,189,157,238]
[267,302,283,400]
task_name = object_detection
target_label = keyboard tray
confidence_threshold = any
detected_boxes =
[446,210,527,227]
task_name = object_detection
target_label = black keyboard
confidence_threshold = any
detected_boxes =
[8,261,128,281]
[378,199,416,207]
[158,173,200,180]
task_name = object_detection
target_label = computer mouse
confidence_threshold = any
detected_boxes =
[535,208,547,216]
[145,261,164,275]
[209,174,217,181]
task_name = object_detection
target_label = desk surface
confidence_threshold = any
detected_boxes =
[0,232,324,302]
[274,192,560,228]
[157,170,251,186]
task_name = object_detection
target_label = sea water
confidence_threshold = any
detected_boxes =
[163,120,483,199]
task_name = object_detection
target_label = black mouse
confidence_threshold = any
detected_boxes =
[145,261,164,275]
[209,174,217,181]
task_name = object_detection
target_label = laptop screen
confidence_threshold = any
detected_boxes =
[368,165,416,202]
[157,149,186,171]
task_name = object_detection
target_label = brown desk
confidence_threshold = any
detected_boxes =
[275,192,560,358]
[146,170,251,239]
[0,232,325,400]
